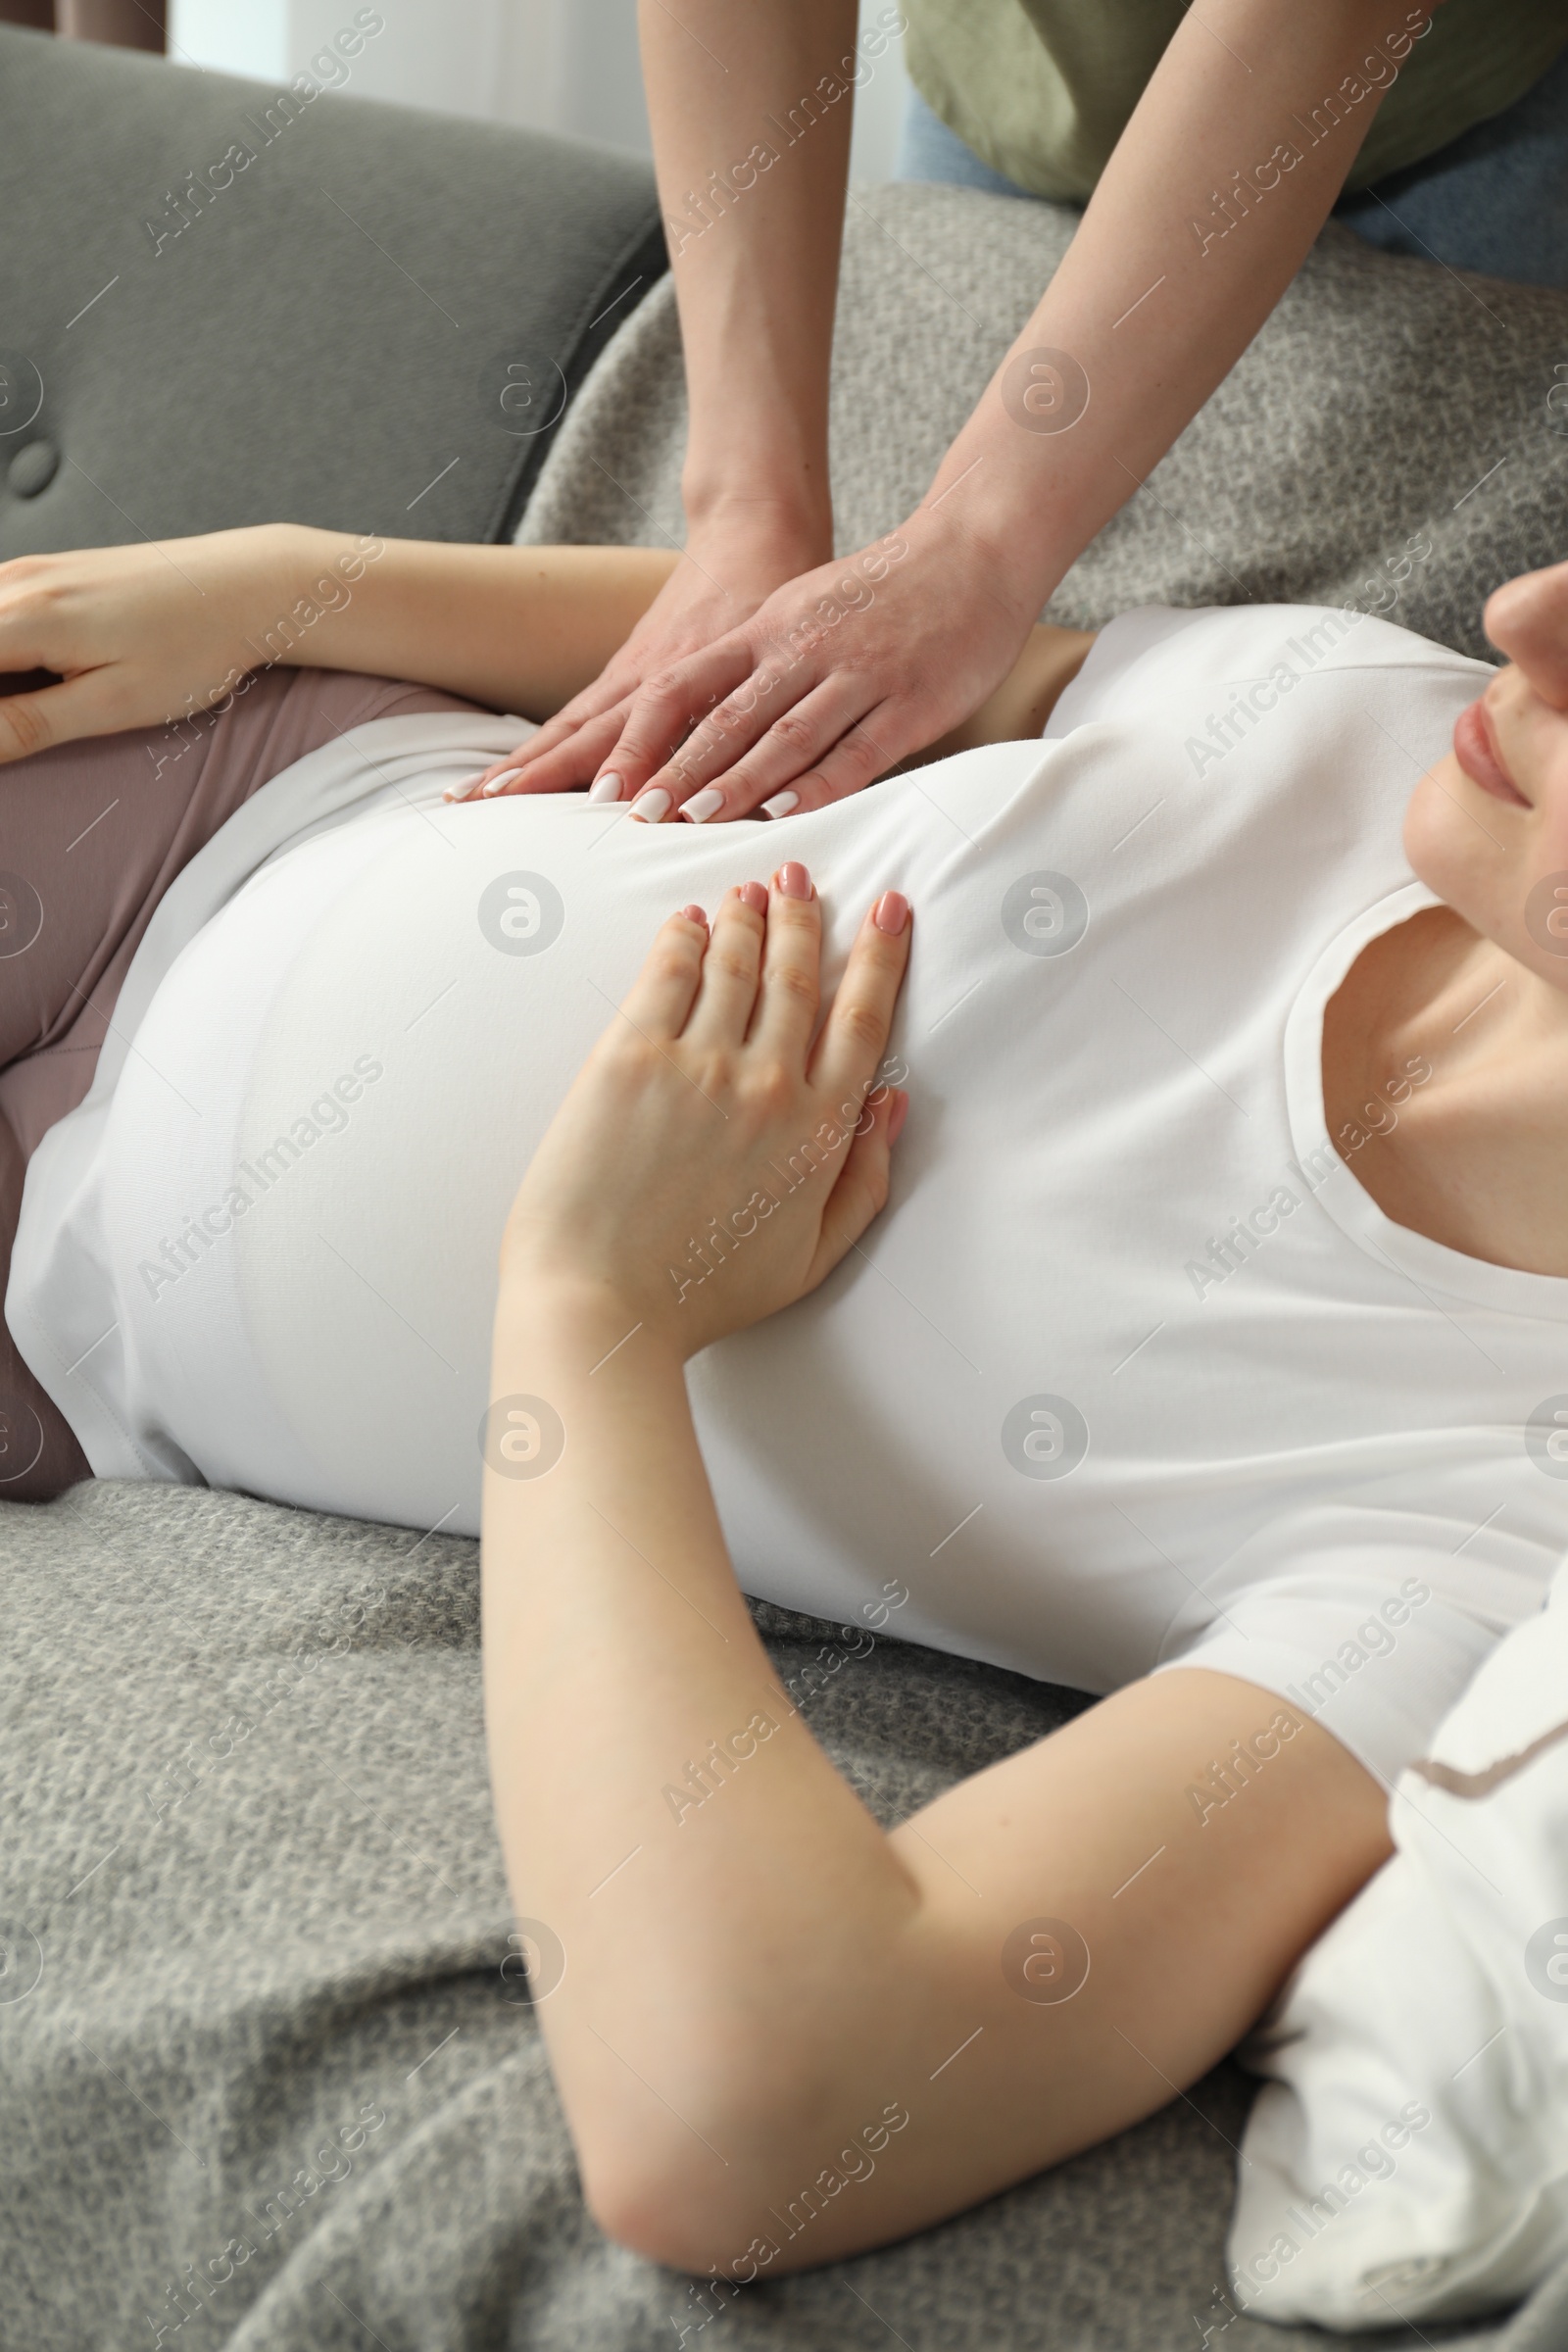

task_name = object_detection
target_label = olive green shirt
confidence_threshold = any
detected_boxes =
[903,0,1568,200]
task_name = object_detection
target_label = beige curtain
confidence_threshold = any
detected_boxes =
[0,0,166,45]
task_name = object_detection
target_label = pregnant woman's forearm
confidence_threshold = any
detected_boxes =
[934,0,1426,606]
[638,0,857,563]
[480,1292,922,2267]
[281,530,677,716]
[0,527,678,758]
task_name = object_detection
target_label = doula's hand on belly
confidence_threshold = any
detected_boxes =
[497,860,911,1357]
[464,508,1038,824]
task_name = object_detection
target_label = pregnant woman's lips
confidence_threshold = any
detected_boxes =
[1453,697,1530,807]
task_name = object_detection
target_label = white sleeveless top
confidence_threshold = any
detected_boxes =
[13,605,1567,1782]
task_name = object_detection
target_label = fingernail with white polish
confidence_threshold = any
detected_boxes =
[762,788,800,819]
[630,787,672,823]
[482,768,525,799]
[682,787,724,823]
[588,772,623,804]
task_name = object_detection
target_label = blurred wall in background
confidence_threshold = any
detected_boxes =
[167,0,911,180]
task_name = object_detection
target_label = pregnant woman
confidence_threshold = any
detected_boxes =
[2,528,1567,2273]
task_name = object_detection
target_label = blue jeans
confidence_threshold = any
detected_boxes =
[895,43,1568,289]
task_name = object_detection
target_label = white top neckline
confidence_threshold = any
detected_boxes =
[1283,877,1568,1323]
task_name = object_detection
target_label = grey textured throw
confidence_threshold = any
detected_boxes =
[1,1480,1560,2350]
[520,183,1568,665]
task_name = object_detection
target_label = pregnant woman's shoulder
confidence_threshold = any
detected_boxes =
[1054,599,1489,741]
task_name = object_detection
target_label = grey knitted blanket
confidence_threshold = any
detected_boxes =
[2,1479,1566,2351]
[520,183,1568,666]
[10,190,1568,2352]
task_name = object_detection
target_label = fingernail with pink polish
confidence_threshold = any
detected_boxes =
[588,772,623,804]
[873,891,910,935]
[737,880,769,915]
[630,787,672,823]
[889,1089,909,1144]
[682,787,724,824]
[776,861,812,900]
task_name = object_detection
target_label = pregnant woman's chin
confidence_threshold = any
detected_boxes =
[1452,698,1530,807]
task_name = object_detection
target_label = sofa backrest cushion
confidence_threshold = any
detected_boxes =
[0,24,664,556]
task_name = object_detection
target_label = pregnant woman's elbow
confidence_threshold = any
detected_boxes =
[559,2024,763,2269]
[578,2117,756,2275]
[582,2043,939,2278]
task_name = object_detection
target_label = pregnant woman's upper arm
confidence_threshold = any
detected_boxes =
[705,1662,1391,2277]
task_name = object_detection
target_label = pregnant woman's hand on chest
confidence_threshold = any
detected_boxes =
[496,862,911,1359]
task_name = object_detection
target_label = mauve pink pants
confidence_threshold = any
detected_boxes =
[0,666,487,1503]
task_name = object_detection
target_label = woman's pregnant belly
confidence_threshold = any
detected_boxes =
[96,741,1549,1702]
[95,745,1179,1690]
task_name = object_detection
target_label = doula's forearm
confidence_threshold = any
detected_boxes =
[271,528,675,716]
[639,0,860,550]
[930,0,1426,607]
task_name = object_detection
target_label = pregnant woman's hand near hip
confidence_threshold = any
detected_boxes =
[497,863,910,1357]
[0,525,334,761]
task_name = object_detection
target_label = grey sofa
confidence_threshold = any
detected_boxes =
[5,25,1568,2352]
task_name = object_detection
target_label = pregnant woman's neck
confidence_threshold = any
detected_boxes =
[1322,904,1568,1278]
